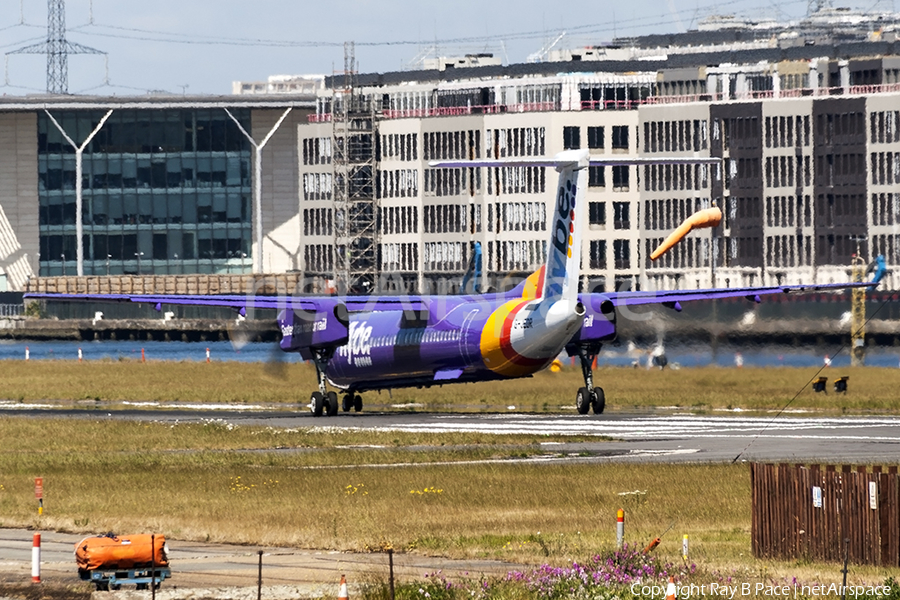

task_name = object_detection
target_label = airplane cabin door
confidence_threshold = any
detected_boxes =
[459,308,480,366]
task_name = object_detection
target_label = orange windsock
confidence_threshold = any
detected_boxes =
[650,207,722,261]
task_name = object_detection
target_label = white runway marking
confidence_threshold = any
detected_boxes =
[370,414,900,441]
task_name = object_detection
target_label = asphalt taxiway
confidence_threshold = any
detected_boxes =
[4,404,899,464]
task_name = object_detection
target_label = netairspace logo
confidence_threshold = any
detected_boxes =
[630,583,894,598]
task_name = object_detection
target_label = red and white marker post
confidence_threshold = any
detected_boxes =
[616,509,625,550]
[31,533,41,583]
[35,477,43,515]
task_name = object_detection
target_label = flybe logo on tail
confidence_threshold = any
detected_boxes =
[546,177,576,299]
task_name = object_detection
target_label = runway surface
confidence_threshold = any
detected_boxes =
[0,528,518,593]
[5,404,900,463]
[237,411,900,464]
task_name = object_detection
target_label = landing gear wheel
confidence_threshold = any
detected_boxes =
[591,387,606,414]
[326,391,339,417]
[310,391,324,417]
[576,387,592,415]
[353,393,363,412]
[342,394,353,412]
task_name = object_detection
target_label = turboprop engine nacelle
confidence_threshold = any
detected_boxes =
[480,298,586,377]
[279,301,349,355]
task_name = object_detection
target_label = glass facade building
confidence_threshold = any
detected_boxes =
[37,109,253,276]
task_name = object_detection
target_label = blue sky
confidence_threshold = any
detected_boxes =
[0,0,877,95]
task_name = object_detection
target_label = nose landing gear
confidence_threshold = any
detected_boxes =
[575,347,605,415]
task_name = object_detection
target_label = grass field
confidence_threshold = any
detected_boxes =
[1,363,898,597]
[1,361,900,413]
[0,416,896,591]
[0,416,754,560]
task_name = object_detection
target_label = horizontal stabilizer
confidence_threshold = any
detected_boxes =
[429,156,720,169]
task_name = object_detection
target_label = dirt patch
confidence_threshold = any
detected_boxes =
[0,582,92,600]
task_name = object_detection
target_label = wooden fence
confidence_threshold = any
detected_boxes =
[751,463,899,566]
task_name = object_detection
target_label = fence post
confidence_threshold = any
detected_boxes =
[841,538,850,600]
[257,550,263,600]
[388,548,395,600]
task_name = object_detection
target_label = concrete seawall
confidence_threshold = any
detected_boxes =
[0,318,279,342]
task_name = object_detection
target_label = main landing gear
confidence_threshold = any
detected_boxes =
[307,348,363,417]
[308,348,336,417]
[575,347,605,415]
[341,392,363,413]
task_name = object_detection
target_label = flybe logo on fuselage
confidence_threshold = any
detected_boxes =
[547,176,576,298]
[339,321,374,367]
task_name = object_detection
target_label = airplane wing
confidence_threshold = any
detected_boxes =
[605,281,874,310]
[23,292,429,314]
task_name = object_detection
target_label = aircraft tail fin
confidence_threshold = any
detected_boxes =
[538,150,589,310]
[428,152,718,306]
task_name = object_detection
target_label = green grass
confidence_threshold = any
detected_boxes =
[0,362,897,592]
[0,418,748,560]
[1,361,900,413]
[1,416,896,592]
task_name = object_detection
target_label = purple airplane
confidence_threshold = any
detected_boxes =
[25,150,876,416]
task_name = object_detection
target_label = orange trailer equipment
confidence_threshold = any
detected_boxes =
[75,533,170,591]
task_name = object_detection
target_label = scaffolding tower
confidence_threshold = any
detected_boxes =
[332,42,380,294]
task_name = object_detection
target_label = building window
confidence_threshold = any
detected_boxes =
[589,202,606,226]
[589,240,606,270]
[612,165,629,191]
[612,126,629,150]
[563,126,581,150]
[38,109,252,277]
[613,202,630,229]
[588,166,605,187]
[613,239,631,269]
[587,126,605,149]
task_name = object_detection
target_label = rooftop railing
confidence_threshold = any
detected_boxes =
[307,81,900,123]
